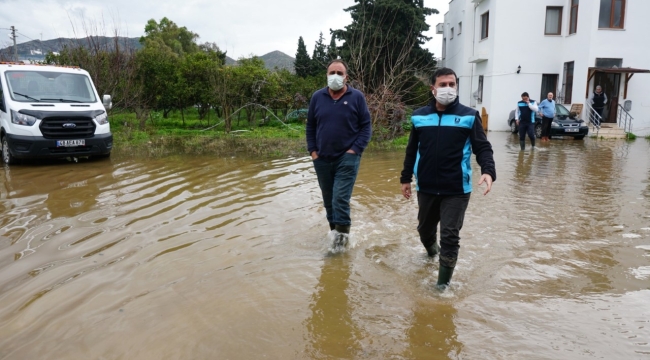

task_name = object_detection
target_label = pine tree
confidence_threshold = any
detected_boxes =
[310,32,328,77]
[327,37,338,60]
[294,36,312,78]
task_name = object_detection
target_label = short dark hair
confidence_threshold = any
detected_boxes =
[430,67,458,85]
[326,59,349,74]
[521,92,529,97]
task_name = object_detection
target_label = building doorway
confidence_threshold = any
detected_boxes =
[593,72,620,123]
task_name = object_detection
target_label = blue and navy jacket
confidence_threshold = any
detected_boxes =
[400,97,496,195]
[516,100,537,123]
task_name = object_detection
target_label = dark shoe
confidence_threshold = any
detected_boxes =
[436,265,455,290]
[329,223,335,231]
[520,140,525,151]
[334,225,350,247]
[425,242,440,257]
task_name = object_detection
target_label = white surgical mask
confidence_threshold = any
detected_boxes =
[433,87,457,106]
[328,74,345,91]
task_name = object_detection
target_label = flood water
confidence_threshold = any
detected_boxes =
[1,132,649,359]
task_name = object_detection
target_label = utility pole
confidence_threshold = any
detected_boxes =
[10,26,17,61]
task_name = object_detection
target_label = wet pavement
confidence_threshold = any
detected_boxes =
[0,132,649,359]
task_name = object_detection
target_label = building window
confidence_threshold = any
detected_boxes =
[569,0,579,34]
[481,12,489,39]
[599,0,625,28]
[562,61,574,104]
[540,74,559,101]
[545,7,563,35]
[458,22,462,35]
[595,58,623,68]
[450,27,454,39]
[477,75,484,103]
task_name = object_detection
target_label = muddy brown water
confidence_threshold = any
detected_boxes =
[1,133,649,359]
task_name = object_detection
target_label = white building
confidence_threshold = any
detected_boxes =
[439,0,650,135]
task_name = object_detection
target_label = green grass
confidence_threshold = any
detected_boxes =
[108,108,411,159]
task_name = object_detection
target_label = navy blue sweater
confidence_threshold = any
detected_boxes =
[400,98,496,195]
[306,85,372,161]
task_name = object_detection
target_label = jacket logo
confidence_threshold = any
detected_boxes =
[455,117,460,123]
[62,123,76,128]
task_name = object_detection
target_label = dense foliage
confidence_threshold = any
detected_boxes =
[45,2,438,140]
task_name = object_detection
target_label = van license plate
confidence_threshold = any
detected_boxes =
[57,139,85,147]
[565,128,579,133]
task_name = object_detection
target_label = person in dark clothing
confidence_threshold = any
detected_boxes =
[589,85,608,121]
[515,92,539,150]
[306,59,372,248]
[400,67,496,290]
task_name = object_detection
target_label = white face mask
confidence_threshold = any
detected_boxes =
[433,87,457,106]
[328,74,345,91]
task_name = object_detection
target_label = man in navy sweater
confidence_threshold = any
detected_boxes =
[400,67,496,289]
[306,59,372,247]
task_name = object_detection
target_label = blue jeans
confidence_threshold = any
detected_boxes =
[313,153,361,226]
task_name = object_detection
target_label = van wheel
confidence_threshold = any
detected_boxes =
[2,136,17,165]
[510,121,517,133]
[535,124,542,138]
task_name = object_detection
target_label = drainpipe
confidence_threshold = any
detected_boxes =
[470,2,478,107]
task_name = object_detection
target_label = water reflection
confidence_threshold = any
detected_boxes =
[404,300,461,359]
[305,254,363,359]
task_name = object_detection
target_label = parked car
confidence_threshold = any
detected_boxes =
[507,103,589,140]
[0,63,113,165]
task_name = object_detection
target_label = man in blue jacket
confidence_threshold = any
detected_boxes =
[400,67,496,290]
[538,92,556,142]
[306,59,372,248]
[515,92,539,150]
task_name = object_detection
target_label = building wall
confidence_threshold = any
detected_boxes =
[441,0,650,135]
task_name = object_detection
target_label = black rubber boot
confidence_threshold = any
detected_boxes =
[425,242,440,257]
[520,140,525,151]
[531,138,536,149]
[329,223,335,231]
[436,265,455,290]
[334,225,350,247]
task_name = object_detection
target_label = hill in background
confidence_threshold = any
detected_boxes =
[2,36,294,72]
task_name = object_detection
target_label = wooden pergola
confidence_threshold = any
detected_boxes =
[586,67,650,99]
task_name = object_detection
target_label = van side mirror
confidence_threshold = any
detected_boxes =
[0,96,5,113]
[102,94,112,110]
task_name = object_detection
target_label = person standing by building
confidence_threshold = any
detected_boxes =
[400,67,496,290]
[538,92,556,142]
[589,85,607,121]
[515,92,539,150]
[306,59,372,248]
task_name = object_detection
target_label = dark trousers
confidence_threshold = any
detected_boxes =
[417,192,470,268]
[594,107,604,120]
[541,116,553,137]
[518,121,535,143]
[313,153,361,226]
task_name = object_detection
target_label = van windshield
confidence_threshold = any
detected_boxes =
[5,70,97,103]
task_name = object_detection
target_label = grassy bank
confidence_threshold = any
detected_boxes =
[110,109,410,159]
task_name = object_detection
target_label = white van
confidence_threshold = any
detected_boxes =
[0,62,113,164]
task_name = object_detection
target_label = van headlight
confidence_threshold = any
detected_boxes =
[94,112,108,125]
[11,110,38,126]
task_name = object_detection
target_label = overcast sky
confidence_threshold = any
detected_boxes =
[0,0,448,60]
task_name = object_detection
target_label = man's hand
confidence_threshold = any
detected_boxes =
[346,149,356,154]
[516,120,519,126]
[478,174,493,195]
[401,183,412,199]
[310,151,319,160]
